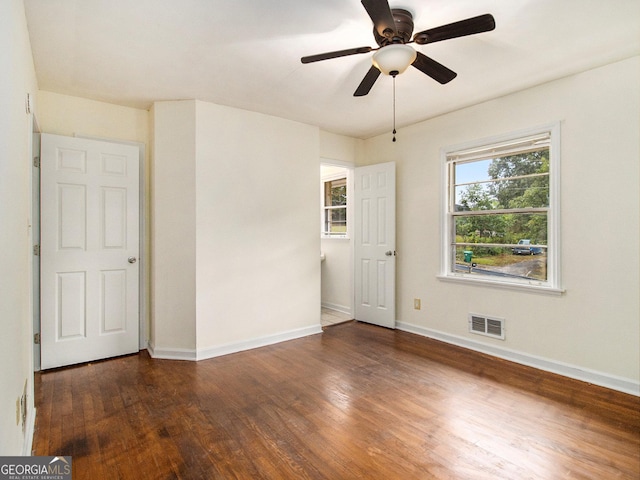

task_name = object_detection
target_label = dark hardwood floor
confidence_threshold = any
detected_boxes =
[33,321,640,479]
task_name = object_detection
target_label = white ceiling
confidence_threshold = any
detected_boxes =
[23,0,640,139]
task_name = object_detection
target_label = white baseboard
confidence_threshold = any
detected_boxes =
[196,325,322,361]
[397,321,640,397]
[22,406,36,456]
[321,302,352,316]
[147,342,197,361]
[147,325,323,362]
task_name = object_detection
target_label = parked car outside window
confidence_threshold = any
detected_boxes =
[512,239,542,255]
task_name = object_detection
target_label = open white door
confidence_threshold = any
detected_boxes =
[354,162,396,328]
[40,134,140,369]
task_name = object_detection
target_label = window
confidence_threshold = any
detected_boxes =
[322,176,348,237]
[441,123,561,292]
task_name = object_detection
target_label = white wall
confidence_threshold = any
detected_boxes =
[320,237,352,314]
[151,100,321,358]
[360,57,640,392]
[194,101,321,352]
[0,0,38,455]
[150,101,197,353]
[320,130,363,162]
[36,91,149,142]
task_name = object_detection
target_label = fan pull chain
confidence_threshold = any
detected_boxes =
[392,75,397,142]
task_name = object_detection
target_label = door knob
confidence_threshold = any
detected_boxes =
[385,250,396,257]
[128,256,137,264]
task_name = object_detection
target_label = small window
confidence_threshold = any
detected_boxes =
[322,177,347,237]
[441,123,561,292]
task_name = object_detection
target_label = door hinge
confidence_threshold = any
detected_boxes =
[34,333,41,345]
[33,244,40,256]
[33,156,40,168]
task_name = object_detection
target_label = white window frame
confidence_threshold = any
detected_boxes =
[438,122,563,295]
[321,167,352,239]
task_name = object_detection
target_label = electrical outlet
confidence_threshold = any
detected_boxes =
[414,298,421,310]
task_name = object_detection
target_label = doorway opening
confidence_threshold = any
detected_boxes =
[320,162,354,327]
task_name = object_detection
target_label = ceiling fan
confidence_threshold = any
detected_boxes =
[301,0,496,96]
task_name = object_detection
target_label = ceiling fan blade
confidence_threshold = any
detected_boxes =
[411,52,457,84]
[301,46,373,64]
[354,66,381,97]
[413,14,495,45]
[361,0,397,38]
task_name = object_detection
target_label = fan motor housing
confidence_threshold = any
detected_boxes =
[374,9,414,46]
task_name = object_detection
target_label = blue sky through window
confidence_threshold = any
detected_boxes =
[455,159,493,204]
[455,159,492,185]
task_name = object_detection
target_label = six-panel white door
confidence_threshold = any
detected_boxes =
[354,162,396,328]
[40,134,140,369]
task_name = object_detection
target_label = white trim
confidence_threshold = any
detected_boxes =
[147,342,196,361]
[397,321,639,397]
[321,302,352,317]
[31,120,41,372]
[147,325,322,362]
[437,274,565,296]
[321,167,351,239]
[196,325,322,361]
[321,171,348,182]
[440,122,562,292]
[320,157,354,169]
[22,406,36,456]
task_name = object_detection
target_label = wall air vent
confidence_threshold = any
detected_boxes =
[469,314,505,340]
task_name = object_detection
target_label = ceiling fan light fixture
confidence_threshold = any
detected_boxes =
[372,44,417,76]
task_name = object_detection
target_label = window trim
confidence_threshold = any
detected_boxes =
[321,169,352,239]
[439,122,563,294]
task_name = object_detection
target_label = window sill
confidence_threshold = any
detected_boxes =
[437,274,564,296]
